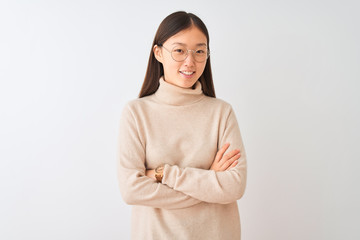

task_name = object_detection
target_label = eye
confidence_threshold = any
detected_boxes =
[173,48,185,54]
[196,49,206,55]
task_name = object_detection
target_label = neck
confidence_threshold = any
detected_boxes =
[154,76,205,106]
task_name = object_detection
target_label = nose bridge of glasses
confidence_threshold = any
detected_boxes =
[183,49,198,61]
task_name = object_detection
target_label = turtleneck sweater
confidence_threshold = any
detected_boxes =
[117,77,247,240]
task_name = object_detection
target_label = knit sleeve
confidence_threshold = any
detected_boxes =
[117,103,202,210]
[161,106,247,204]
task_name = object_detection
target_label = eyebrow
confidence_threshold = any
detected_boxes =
[172,42,207,47]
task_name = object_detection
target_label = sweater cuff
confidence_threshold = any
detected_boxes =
[162,164,175,187]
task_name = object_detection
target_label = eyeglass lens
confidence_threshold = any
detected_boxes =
[171,45,208,62]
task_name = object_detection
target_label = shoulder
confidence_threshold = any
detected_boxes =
[202,96,234,112]
[125,96,149,107]
[120,95,156,118]
[200,96,240,124]
[123,95,154,110]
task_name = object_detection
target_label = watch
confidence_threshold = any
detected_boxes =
[155,165,164,183]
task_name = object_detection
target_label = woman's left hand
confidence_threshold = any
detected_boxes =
[145,169,156,180]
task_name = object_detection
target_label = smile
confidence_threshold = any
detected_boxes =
[180,71,195,76]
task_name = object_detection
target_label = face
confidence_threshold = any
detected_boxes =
[153,26,208,89]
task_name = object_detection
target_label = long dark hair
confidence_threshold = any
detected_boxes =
[139,11,216,98]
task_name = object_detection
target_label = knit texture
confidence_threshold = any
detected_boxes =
[118,77,247,240]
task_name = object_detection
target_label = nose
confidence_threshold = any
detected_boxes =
[184,50,196,66]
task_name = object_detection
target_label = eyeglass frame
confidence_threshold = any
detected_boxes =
[159,44,210,63]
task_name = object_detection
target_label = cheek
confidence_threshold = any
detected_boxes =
[197,63,207,75]
[164,62,181,74]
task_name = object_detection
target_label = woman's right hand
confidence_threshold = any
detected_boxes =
[210,143,241,172]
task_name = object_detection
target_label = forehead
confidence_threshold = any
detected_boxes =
[165,26,207,47]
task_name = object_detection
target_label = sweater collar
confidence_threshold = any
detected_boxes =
[154,76,205,106]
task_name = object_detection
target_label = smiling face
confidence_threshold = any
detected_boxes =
[153,26,208,89]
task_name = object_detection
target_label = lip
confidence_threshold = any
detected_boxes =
[179,70,195,79]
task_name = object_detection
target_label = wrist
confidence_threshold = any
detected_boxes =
[155,165,165,183]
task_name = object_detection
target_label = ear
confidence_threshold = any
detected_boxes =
[153,45,163,63]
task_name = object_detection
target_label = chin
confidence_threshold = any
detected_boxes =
[178,81,196,89]
[165,75,198,89]
[178,78,198,88]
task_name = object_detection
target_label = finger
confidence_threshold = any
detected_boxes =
[226,160,239,170]
[220,153,241,170]
[221,154,240,171]
[219,149,240,165]
[214,143,230,162]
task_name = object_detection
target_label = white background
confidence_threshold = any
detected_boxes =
[1,0,359,239]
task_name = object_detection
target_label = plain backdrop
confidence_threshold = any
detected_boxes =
[1,0,359,239]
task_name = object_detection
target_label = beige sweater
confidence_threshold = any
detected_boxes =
[117,77,247,240]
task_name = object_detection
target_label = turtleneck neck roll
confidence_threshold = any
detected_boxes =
[154,76,205,106]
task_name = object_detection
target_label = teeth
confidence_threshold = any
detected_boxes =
[181,71,194,75]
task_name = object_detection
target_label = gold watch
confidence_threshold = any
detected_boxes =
[155,165,164,183]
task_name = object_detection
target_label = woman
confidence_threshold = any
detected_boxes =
[118,11,247,240]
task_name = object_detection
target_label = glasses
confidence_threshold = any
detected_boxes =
[161,45,210,63]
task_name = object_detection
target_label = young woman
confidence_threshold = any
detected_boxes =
[118,11,247,240]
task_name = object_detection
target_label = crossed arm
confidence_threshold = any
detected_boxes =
[145,142,240,182]
[118,104,247,209]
